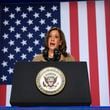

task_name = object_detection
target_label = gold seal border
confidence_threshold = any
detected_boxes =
[36,67,66,95]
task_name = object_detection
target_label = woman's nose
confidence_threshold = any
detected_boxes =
[51,37,55,41]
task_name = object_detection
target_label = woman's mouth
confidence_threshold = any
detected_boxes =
[50,42,55,46]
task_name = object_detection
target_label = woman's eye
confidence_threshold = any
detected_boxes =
[55,36,59,38]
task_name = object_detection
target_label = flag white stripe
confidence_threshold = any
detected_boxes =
[60,2,71,53]
[95,1,109,106]
[78,1,90,80]
[6,85,12,106]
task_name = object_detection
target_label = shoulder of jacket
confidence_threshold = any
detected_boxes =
[32,54,44,62]
[65,53,75,61]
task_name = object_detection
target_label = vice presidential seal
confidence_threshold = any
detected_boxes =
[36,67,66,95]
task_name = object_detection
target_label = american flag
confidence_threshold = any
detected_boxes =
[0,0,110,106]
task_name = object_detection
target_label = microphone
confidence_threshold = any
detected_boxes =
[43,48,61,61]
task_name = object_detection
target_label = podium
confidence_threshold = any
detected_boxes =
[10,62,91,106]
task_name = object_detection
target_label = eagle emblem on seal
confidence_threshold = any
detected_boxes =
[43,75,57,87]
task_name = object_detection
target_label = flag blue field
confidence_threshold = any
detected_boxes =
[0,3,60,84]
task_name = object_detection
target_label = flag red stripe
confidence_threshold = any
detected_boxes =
[87,1,100,105]
[0,85,6,106]
[69,2,79,61]
[104,0,110,104]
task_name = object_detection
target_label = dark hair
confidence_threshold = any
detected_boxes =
[44,27,67,57]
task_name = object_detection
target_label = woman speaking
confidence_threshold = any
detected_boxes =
[33,27,75,62]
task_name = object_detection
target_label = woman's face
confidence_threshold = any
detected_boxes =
[48,30,62,51]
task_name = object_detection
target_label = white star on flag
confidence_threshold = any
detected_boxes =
[1,61,8,67]
[1,75,7,82]
[15,6,21,12]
